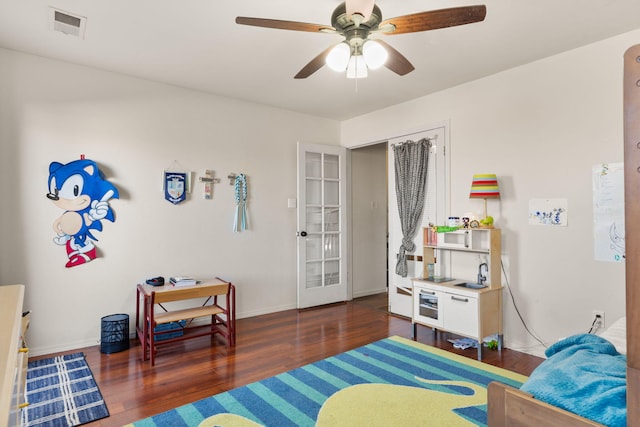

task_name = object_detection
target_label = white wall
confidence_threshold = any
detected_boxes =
[0,48,340,355]
[3,28,638,358]
[341,30,639,356]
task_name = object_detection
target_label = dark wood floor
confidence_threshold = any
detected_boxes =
[33,293,543,426]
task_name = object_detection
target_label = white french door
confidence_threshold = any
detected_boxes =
[296,143,348,309]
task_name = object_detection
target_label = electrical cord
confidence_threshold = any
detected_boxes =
[587,315,602,334]
[501,258,548,348]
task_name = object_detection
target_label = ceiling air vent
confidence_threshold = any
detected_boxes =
[49,7,86,39]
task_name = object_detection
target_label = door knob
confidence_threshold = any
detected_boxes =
[298,231,308,237]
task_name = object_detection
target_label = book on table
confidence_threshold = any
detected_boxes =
[169,276,196,286]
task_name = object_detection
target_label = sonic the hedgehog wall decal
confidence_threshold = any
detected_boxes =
[46,156,119,268]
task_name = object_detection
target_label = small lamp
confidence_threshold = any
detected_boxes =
[469,174,500,220]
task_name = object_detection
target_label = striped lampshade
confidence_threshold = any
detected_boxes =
[469,174,500,199]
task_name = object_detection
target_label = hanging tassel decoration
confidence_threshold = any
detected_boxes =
[233,174,248,232]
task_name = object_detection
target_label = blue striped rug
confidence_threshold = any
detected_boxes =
[22,352,109,427]
[128,336,527,427]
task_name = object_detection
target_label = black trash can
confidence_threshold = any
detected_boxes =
[100,313,130,354]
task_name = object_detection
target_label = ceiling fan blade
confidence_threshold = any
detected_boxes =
[380,5,486,35]
[376,40,415,76]
[235,17,335,33]
[294,45,336,79]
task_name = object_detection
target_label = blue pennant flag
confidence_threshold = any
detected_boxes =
[164,171,186,204]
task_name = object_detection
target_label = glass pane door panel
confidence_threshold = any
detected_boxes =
[324,234,340,259]
[306,261,322,289]
[324,154,339,179]
[324,180,339,205]
[306,179,321,205]
[324,207,339,232]
[306,152,322,178]
[324,260,340,286]
[306,207,323,233]
[306,235,322,260]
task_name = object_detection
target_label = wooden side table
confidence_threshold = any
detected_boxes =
[135,277,236,365]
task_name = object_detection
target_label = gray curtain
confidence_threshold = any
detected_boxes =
[393,138,431,277]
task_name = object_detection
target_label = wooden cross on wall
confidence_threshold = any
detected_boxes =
[199,170,221,199]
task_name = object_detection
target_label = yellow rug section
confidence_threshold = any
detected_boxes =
[316,380,489,426]
[198,413,263,427]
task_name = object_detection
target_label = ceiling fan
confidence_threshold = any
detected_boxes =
[236,1,486,79]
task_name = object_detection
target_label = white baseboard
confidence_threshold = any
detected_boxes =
[30,338,102,357]
[504,339,546,358]
[28,303,298,357]
[352,288,388,299]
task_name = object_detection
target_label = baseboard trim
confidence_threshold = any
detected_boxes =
[352,288,388,299]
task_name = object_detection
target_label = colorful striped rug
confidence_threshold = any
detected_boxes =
[22,352,109,426]
[128,336,527,427]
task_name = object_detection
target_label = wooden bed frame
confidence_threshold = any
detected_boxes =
[487,43,640,427]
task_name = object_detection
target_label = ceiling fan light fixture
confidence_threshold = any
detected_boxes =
[346,0,375,22]
[346,55,368,79]
[362,40,387,69]
[326,42,351,72]
[236,3,486,79]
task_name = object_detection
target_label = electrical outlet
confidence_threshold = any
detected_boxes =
[593,310,605,329]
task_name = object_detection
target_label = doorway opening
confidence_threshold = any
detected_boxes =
[350,125,449,317]
[350,142,389,305]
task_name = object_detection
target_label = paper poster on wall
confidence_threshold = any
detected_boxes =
[528,198,568,226]
[593,163,625,262]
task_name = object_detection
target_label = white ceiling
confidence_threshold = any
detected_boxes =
[1,0,640,121]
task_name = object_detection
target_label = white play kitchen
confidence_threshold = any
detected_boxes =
[412,227,503,360]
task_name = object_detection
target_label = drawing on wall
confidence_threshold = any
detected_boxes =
[528,198,568,226]
[46,157,119,268]
[593,162,625,262]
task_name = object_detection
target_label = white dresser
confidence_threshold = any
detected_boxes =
[0,285,28,427]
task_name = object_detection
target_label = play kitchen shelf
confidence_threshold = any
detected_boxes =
[412,227,503,360]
